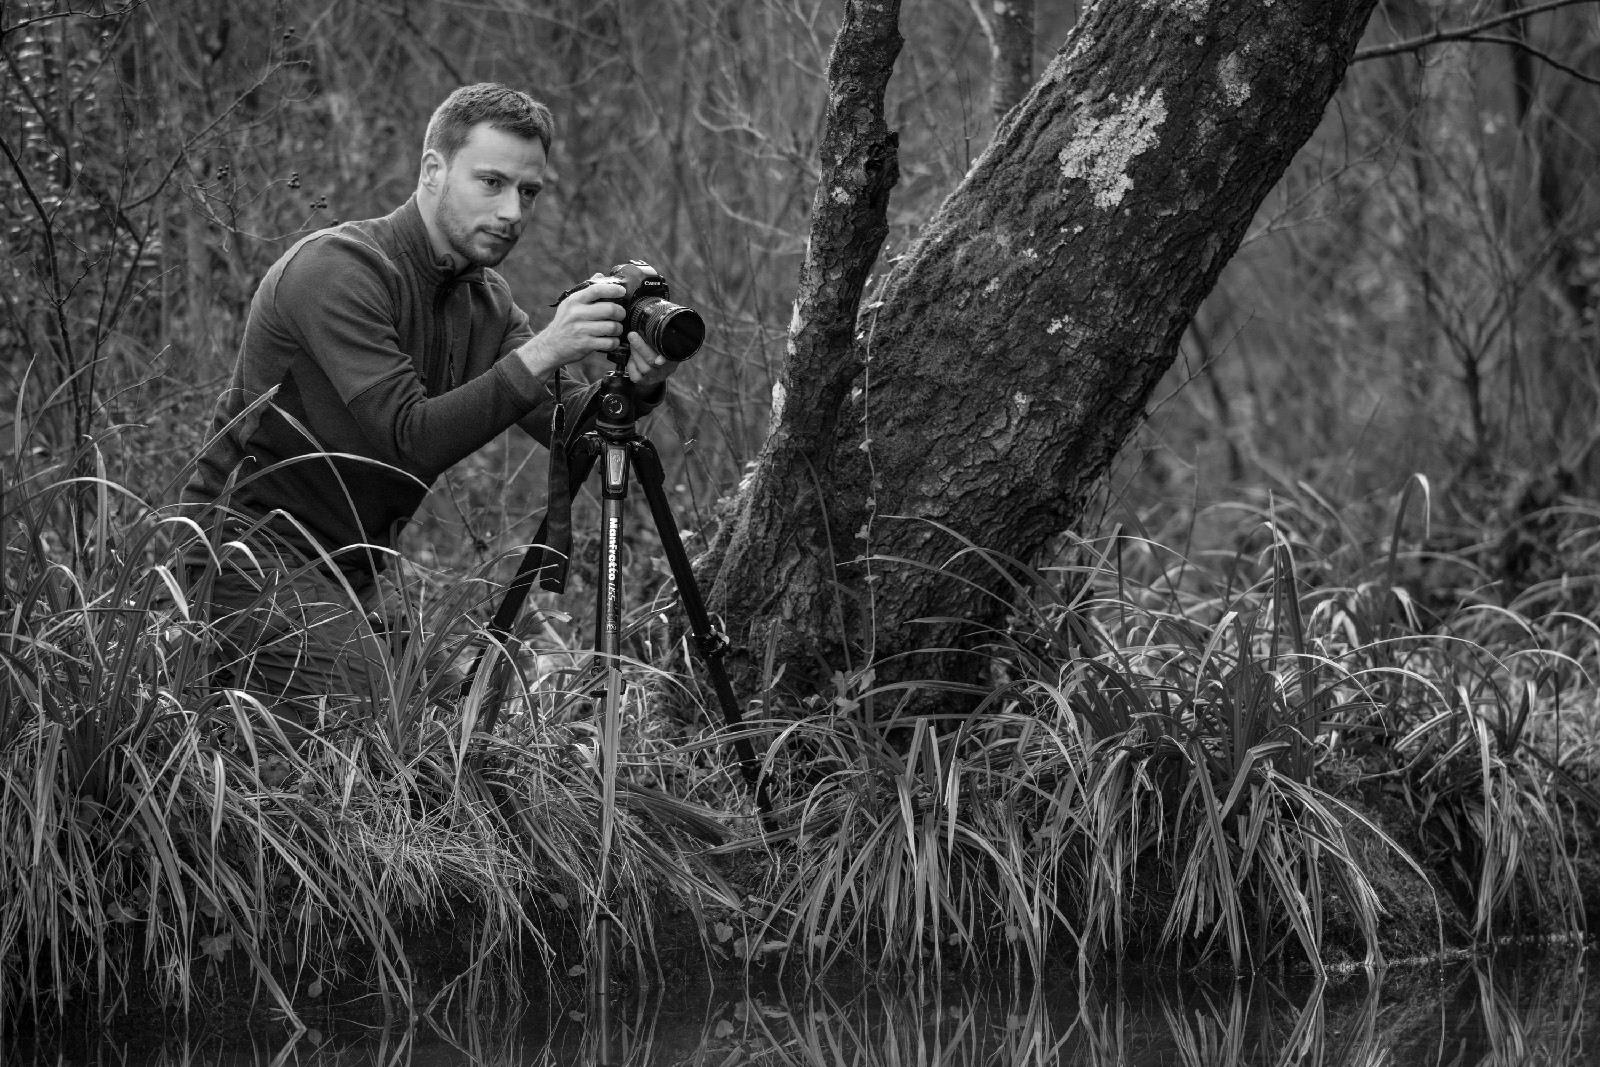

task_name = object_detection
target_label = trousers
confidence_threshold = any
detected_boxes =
[189,538,389,730]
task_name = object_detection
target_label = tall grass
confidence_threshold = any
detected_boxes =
[748,478,1597,978]
[752,703,1076,976]
[0,420,743,1027]
[7,398,1598,1021]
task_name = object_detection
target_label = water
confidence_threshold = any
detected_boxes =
[12,948,1596,1065]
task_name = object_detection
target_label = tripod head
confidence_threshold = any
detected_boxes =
[597,345,641,436]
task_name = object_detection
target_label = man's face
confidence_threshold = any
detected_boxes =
[423,123,547,269]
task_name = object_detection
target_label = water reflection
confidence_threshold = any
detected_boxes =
[13,948,1594,1066]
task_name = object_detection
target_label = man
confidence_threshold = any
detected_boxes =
[182,83,677,727]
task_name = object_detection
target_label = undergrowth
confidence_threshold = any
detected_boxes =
[0,426,742,1030]
[748,476,1597,980]
[5,413,1598,1025]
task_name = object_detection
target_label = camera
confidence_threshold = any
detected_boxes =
[568,260,705,363]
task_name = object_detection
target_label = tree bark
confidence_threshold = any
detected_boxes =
[701,0,1382,711]
[697,0,901,691]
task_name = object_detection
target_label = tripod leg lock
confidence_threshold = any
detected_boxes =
[693,627,731,660]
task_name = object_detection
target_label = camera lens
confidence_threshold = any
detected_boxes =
[629,297,704,362]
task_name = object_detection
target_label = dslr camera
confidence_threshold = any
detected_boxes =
[567,260,704,363]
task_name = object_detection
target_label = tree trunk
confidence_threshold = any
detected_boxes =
[969,0,1037,124]
[700,0,1381,711]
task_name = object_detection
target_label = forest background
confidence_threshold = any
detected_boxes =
[5,0,1600,1027]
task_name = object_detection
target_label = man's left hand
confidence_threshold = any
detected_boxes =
[625,332,678,392]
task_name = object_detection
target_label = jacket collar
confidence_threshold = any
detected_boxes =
[390,195,484,286]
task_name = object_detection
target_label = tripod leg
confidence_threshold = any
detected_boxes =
[589,436,631,1053]
[465,444,600,732]
[628,439,773,817]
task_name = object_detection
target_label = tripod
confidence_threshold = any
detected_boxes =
[470,362,771,798]
[464,357,772,1061]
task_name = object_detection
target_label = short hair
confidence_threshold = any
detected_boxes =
[423,83,554,161]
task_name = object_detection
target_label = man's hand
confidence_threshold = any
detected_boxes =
[518,275,628,378]
[519,276,682,395]
[624,331,678,392]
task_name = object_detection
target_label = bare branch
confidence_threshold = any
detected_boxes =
[395,5,467,86]
[0,1,148,41]
[1354,0,1600,62]
[1,46,145,243]
[1464,31,1600,85]
[123,61,285,212]
[0,128,81,410]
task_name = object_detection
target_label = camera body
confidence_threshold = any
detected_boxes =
[571,260,705,363]
[611,260,671,312]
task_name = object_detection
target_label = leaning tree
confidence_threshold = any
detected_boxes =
[696,0,1383,707]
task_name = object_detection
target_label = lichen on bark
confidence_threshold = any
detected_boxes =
[1057,87,1169,208]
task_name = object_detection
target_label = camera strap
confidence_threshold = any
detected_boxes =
[540,399,572,592]
[480,385,603,650]
[539,399,609,592]
[532,383,603,595]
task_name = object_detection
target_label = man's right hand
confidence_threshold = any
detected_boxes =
[518,275,628,378]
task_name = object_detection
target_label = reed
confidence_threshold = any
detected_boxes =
[0,427,737,1026]
[6,409,1597,1017]
[750,477,1597,977]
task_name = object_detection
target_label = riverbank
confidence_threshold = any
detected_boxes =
[8,473,1600,1033]
[8,732,1597,1041]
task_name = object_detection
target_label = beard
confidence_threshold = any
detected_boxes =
[434,185,519,268]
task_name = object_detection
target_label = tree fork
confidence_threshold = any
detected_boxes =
[703,0,1382,712]
[699,0,902,696]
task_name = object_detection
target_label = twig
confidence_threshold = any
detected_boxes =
[1462,32,1600,86]
[1354,0,1600,62]
[0,1,148,40]
[0,130,78,402]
